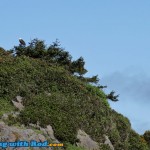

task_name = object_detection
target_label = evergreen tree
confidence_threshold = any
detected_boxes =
[47,40,72,66]
[71,57,87,76]
[107,91,119,102]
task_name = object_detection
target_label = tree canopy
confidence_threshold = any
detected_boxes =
[10,38,119,102]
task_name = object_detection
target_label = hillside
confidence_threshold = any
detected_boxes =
[0,40,150,150]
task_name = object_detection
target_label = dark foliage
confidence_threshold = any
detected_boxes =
[143,130,150,147]
[107,91,119,102]
[12,39,88,78]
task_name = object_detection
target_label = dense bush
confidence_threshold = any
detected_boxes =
[128,130,149,150]
[143,130,150,148]
[12,39,88,79]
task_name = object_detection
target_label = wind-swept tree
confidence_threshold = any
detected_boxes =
[13,38,46,58]
[107,91,119,102]
[70,57,87,76]
[46,40,72,67]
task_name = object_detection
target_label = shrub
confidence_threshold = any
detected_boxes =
[143,130,150,147]
[128,130,149,150]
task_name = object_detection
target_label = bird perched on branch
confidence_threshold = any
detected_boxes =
[19,38,26,46]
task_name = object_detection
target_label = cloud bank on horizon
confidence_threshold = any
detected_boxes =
[101,67,150,134]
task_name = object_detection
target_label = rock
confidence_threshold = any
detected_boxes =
[45,92,51,96]
[0,121,5,125]
[11,96,24,111]
[46,125,59,143]
[12,111,20,118]
[104,135,114,150]
[21,124,25,128]
[0,122,10,141]
[76,129,99,150]
[0,121,53,150]
[12,100,24,111]
[46,125,55,139]
[36,121,41,129]
[38,134,46,142]
[16,96,23,103]
[40,127,47,135]
[1,113,8,120]
[1,111,20,121]
[29,134,39,141]
[9,131,19,141]
[23,129,34,137]
[29,123,37,128]
[29,121,41,129]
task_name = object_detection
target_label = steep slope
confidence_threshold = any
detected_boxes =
[0,46,149,150]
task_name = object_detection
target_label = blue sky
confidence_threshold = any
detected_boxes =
[1,0,150,134]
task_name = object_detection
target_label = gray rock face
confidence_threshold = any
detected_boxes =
[11,96,24,111]
[1,111,20,120]
[1,113,8,120]
[0,121,54,150]
[38,134,46,142]
[15,96,23,103]
[104,135,114,150]
[45,92,51,96]
[45,125,59,143]
[76,129,100,150]
[11,100,24,111]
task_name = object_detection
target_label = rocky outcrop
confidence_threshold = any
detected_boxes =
[0,121,59,150]
[45,125,59,143]
[11,96,24,111]
[29,123,59,143]
[1,111,20,120]
[76,130,115,150]
[0,95,61,149]
[76,129,100,150]
[104,135,114,150]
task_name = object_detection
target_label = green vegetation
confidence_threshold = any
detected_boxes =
[128,130,149,150]
[65,143,86,150]
[0,40,150,149]
[143,130,150,147]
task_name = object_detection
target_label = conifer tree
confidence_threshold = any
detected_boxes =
[107,91,119,102]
